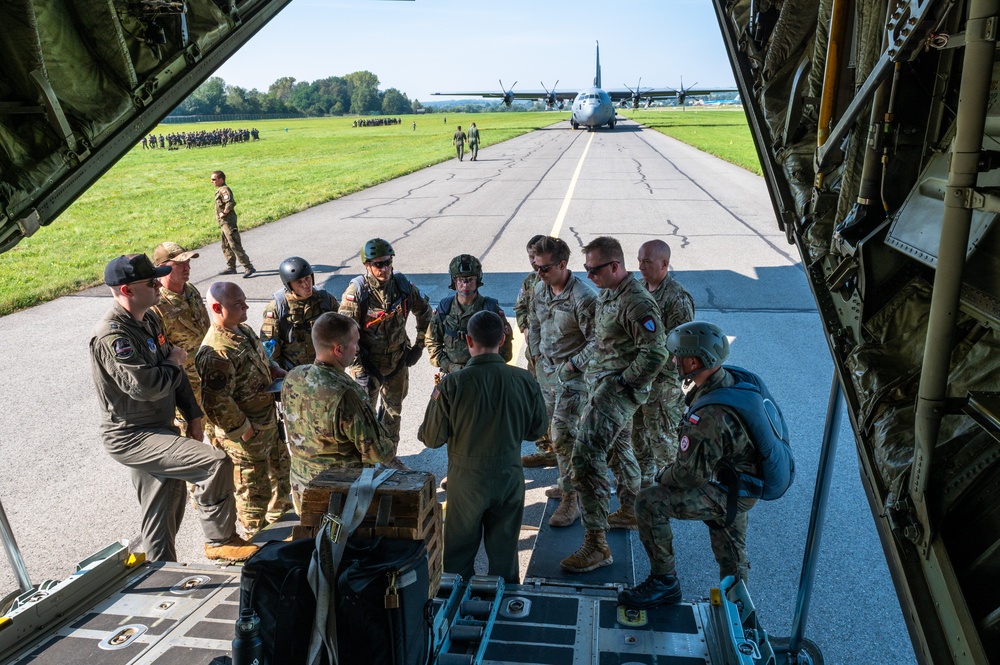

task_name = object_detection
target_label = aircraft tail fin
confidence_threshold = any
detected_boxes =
[594,40,601,88]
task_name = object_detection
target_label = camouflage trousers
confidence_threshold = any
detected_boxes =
[217,426,291,536]
[571,378,643,530]
[635,482,756,582]
[527,353,554,455]
[537,362,587,490]
[218,216,253,270]
[351,364,408,447]
[632,382,685,486]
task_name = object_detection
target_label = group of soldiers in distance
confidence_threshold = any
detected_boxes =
[352,117,403,127]
[141,127,260,150]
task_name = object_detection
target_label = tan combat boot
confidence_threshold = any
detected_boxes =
[521,451,558,468]
[560,529,613,573]
[205,535,259,562]
[544,486,563,499]
[607,502,637,530]
[548,491,580,527]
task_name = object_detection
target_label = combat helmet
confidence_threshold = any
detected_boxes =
[362,238,395,263]
[449,254,483,289]
[666,321,729,378]
[279,256,314,289]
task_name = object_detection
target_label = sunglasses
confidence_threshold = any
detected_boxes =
[584,260,617,276]
[368,259,393,269]
[534,261,558,275]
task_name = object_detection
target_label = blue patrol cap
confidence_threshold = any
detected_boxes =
[105,253,172,286]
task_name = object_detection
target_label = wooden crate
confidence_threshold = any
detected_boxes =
[291,468,443,598]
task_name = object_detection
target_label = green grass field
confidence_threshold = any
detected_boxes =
[0,108,758,315]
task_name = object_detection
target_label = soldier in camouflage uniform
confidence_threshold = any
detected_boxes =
[620,322,758,609]
[515,235,557,468]
[634,240,695,486]
[260,256,339,369]
[151,242,211,439]
[527,236,597,527]
[196,282,290,536]
[426,254,513,372]
[560,237,667,574]
[282,312,395,513]
[211,170,255,278]
[339,238,431,468]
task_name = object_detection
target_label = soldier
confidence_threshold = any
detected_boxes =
[419,311,548,584]
[151,242,211,438]
[211,170,256,278]
[260,256,339,370]
[467,122,480,161]
[634,239,694,486]
[560,236,667,573]
[527,236,597,527]
[282,312,395,513]
[452,125,467,161]
[515,235,557,469]
[339,238,431,469]
[426,254,513,373]
[619,322,759,609]
[90,254,257,563]
[196,282,290,536]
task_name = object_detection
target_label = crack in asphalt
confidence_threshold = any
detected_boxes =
[346,179,435,219]
[632,158,653,195]
[664,218,689,249]
[568,226,586,250]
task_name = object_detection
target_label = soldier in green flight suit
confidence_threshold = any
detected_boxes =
[196,282,290,536]
[339,238,432,469]
[426,254,513,373]
[467,122,481,161]
[260,256,340,370]
[419,311,548,583]
[282,312,396,513]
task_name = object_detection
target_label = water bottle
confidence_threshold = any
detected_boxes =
[263,339,276,358]
[232,608,267,665]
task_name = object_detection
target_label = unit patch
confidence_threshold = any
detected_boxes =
[157,333,166,346]
[688,413,701,425]
[641,316,657,332]
[679,435,690,452]
[146,338,156,352]
[111,338,134,360]
[204,370,228,392]
[431,387,440,401]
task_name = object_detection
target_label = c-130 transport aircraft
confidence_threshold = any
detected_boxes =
[0,0,997,663]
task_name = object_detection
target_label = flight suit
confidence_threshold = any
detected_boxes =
[426,293,514,372]
[196,323,290,535]
[260,288,340,369]
[339,272,431,446]
[452,129,467,160]
[153,282,212,438]
[90,302,237,561]
[633,276,695,484]
[214,184,254,271]
[282,360,395,513]
[419,353,548,583]
[467,125,480,160]
[636,369,759,582]
[572,274,667,530]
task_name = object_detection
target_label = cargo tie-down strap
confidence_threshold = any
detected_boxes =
[307,467,396,665]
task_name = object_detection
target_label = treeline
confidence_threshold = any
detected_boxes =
[171,71,417,117]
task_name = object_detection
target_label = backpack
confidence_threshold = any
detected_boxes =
[436,295,501,339]
[273,288,337,343]
[689,366,794,525]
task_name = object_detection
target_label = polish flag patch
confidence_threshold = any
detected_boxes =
[688,414,701,425]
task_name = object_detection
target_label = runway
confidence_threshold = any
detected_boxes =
[0,118,914,663]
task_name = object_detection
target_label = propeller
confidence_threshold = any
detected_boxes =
[669,76,699,106]
[540,80,560,109]
[500,79,517,107]
[623,77,644,109]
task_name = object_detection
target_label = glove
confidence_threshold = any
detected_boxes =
[406,345,424,367]
[355,373,369,390]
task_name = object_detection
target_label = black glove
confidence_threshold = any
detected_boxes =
[406,345,424,367]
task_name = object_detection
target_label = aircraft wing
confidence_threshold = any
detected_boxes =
[0,0,293,254]
[605,86,738,101]
[431,90,578,101]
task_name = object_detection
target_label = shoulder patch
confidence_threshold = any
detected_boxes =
[146,338,156,352]
[641,316,657,333]
[679,435,690,452]
[688,413,701,425]
[111,338,135,360]
[204,369,228,392]
[431,386,440,401]
[157,333,166,346]
[345,294,355,302]
[265,311,274,318]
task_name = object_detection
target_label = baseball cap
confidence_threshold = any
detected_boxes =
[105,254,172,286]
[153,241,200,266]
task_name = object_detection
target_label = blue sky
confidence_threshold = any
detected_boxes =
[214,0,735,102]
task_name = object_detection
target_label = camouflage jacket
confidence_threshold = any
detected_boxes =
[426,293,514,373]
[645,275,695,382]
[214,184,236,222]
[260,288,339,370]
[152,282,210,389]
[579,273,667,391]
[282,360,394,485]
[662,368,760,489]
[339,272,431,375]
[196,323,278,441]
[513,271,539,331]
[527,272,596,370]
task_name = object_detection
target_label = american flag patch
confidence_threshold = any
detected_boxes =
[688,414,701,425]
[431,387,440,401]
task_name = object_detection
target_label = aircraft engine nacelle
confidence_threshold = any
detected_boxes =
[502,92,514,107]
[545,93,557,108]
[644,98,653,108]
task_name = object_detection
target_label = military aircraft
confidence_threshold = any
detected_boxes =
[432,42,737,130]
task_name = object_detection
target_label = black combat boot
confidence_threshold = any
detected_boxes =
[617,572,682,609]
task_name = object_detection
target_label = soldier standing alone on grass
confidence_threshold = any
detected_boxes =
[211,170,256,278]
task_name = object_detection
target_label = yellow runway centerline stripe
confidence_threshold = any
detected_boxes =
[550,132,595,238]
